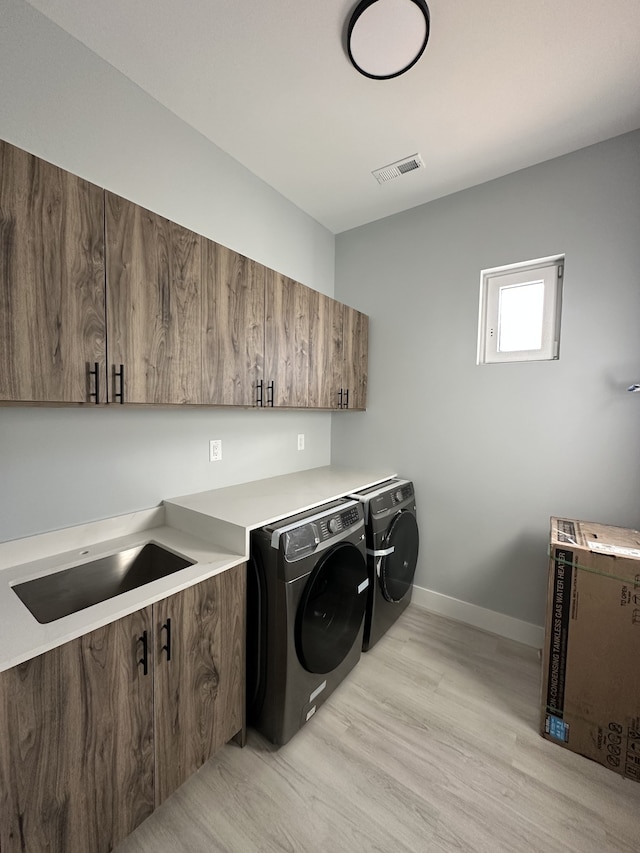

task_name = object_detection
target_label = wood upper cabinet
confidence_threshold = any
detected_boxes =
[0,564,246,852]
[0,607,154,853]
[154,564,245,804]
[202,253,368,411]
[0,140,106,403]
[341,305,369,410]
[307,296,368,410]
[0,140,368,411]
[264,270,310,408]
[308,291,343,409]
[202,240,264,406]
[105,193,202,404]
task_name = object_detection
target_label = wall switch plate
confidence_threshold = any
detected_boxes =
[297,434,305,451]
[209,439,222,462]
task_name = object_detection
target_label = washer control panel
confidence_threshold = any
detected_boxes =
[271,500,365,561]
[319,504,361,538]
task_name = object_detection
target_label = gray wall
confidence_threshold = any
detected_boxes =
[333,130,640,627]
[0,0,334,542]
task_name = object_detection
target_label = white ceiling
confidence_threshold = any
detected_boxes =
[26,0,640,234]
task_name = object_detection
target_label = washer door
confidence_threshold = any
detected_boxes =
[380,511,419,602]
[296,542,368,675]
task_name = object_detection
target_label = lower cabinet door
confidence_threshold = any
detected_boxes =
[0,607,154,853]
[153,564,245,804]
[0,567,246,849]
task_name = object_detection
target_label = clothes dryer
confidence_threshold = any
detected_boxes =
[350,478,419,650]
[247,499,369,745]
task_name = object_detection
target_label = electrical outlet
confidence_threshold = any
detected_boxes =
[297,433,305,451]
[209,439,222,462]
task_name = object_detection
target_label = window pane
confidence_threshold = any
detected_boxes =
[498,280,544,352]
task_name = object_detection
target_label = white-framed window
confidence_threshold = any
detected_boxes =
[477,255,564,364]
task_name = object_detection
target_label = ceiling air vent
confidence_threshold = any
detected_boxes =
[372,154,424,185]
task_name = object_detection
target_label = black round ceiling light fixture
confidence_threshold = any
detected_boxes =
[347,0,430,80]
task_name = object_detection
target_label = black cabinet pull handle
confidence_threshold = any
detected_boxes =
[161,618,172,662]
[338,388,343,409]
[89,362,100,404]
[114,364,125,403]
[344,388,350,409]
[138,630,149,676]
[267,380,274,407]
[256,379,263,407]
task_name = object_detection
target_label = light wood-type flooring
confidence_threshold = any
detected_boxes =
[115,605,640,852]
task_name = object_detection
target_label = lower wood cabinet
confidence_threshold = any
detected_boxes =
[154,565,245,805]
[0,607,153,853]
[0,564,245,853]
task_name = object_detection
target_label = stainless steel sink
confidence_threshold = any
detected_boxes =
[13,543,193,624]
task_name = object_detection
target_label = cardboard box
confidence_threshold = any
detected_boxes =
[541,517,640,781]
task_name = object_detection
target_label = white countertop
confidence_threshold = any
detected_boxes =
[0,465,393,673]
[165,465,395,554]
[0,511,244,673]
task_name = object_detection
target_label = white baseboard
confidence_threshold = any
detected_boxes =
[411,584,545,649]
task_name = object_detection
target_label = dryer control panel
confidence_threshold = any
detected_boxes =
[370,481,414,516]
[391,483,414,506]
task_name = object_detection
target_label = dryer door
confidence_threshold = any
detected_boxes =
[296,542,368,675]
[379,510,419,602]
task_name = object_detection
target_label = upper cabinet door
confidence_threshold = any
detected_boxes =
[0,141,106,403]
[342,306,369,410]
[264,270,310,408]
[308,292,343,409]
[202,240,264,406]
[105,193,202,404]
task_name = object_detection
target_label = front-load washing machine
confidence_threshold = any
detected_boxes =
[350,478,419,651]
[247,498,369,746]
